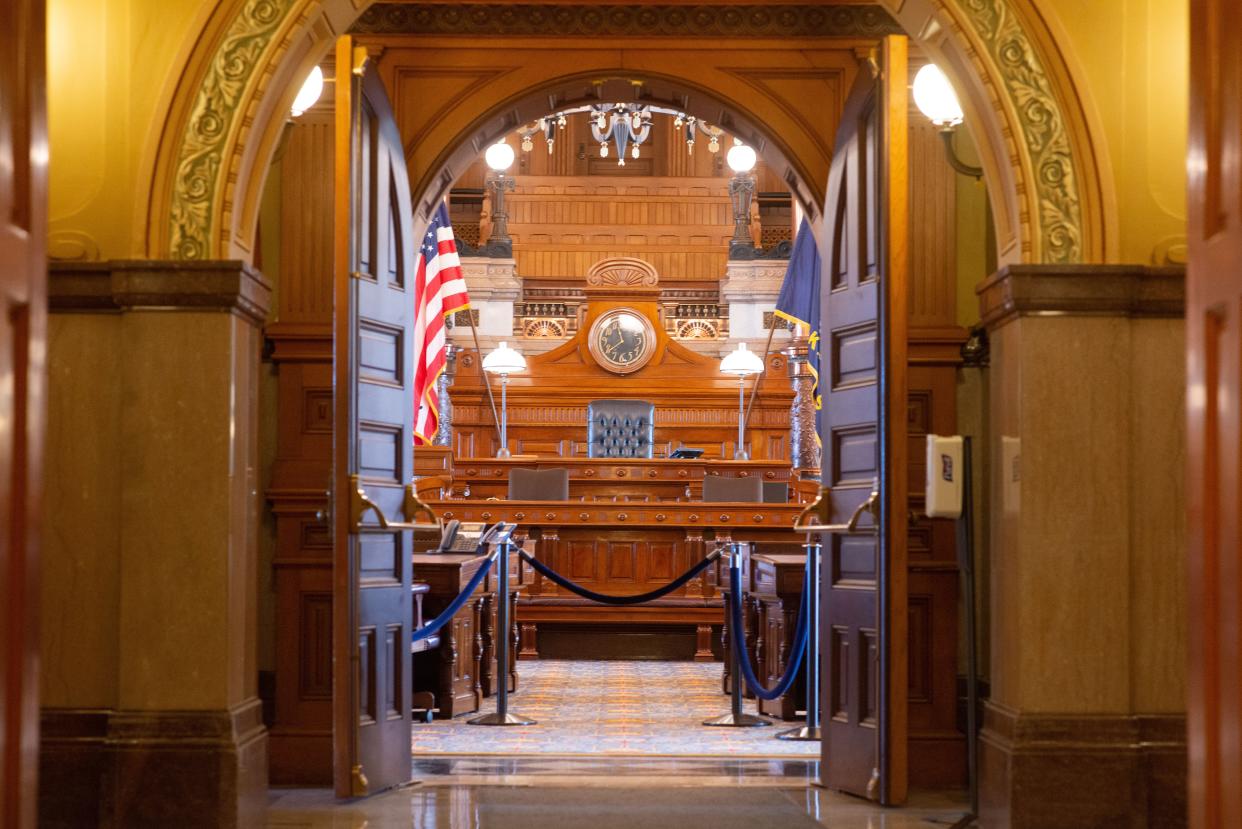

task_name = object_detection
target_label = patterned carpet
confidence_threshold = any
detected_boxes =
[411,660,820,757]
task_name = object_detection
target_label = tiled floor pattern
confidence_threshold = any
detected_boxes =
[410,660,821,756]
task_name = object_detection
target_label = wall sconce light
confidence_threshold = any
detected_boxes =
[726,139,758,252]
[484,140,517,244]
[912,64,983,179]
[290,65,324,117]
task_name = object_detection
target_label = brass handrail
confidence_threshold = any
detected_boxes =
[349,474,441,532]
[792,486,879,534]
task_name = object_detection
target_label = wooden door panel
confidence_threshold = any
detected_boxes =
[0,1,45,826]
[818,35,908,805]
[1189,1,1242,826]
[332,36,417,799]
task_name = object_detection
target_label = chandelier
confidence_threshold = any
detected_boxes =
[517,104,725,166]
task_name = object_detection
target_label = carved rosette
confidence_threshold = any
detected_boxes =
[787,338,821,474]
[434,345,457,447]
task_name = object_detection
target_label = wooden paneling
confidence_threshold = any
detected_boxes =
[907,111,958,329]
[506,175,736,281]
[279,116,335,322]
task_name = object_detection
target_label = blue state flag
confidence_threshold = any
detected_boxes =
[773,218,822,443]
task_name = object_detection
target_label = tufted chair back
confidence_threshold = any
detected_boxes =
[587,400,655,458]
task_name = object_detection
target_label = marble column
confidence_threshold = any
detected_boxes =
[40,261,270,829]
[976,265,1187,828]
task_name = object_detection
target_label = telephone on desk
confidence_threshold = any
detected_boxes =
[434,519,489,553]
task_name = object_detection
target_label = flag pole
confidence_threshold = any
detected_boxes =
[464,309,504,447]
[741,314,779,436]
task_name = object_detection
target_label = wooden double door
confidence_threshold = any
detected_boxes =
[326,27,917,804]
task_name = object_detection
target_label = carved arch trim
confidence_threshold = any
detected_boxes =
[148,0,1113,267]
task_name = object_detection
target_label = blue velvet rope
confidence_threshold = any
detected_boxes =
[519,549,720,606]
[412,552,496,643]
[728,560,810,701]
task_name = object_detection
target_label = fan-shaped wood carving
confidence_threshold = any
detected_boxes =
[585,257,660,288]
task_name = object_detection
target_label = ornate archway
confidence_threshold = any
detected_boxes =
[145,0,1114,268]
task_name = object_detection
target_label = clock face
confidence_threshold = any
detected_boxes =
[588,309,656,374]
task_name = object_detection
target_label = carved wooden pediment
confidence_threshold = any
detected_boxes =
[585,257,660,290]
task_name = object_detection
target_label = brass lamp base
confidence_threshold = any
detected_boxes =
[467,711,536,726]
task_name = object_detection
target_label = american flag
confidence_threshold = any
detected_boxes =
[413,202,470,445]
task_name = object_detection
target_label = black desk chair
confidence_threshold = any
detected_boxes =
[508,467,569,501]
[702,475,763,502]
[762,482,789,503]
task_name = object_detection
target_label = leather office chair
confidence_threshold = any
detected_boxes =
[762,482,789,503]
[702,474,763,502]
[508,467,570,501]
[587,399,655,458]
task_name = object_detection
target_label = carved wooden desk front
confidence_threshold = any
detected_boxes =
[425,499,806,661]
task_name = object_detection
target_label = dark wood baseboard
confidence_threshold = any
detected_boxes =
[980,701,1186,828]
[39,701,267,829]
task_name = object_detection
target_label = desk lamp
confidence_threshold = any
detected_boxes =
[720,343,764,460]
[482,341,526,458]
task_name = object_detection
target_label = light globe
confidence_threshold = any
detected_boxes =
[726,141,757,173]
[290,65,324,117]
[720,342,764,376]
[912,64,964,127]
[482,341,526,375]
[485,140,516,172]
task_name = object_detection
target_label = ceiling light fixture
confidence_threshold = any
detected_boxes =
[516,104,724,167]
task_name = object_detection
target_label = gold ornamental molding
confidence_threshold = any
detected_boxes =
[153,0,1109,266]
[950,0,1083,264]
[167,0,296,260]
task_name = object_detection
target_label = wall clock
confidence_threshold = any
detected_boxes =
[587,308,657,374]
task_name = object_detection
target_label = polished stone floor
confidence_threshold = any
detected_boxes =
[266,758,971,828]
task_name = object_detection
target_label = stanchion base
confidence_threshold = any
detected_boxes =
[702,712,771,727]
[775,725,821,741]
[466,712,537,726]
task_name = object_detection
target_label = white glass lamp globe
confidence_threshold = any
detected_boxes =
[720,342,764,376]
[482,341,526,375]
[726,141,757,173]
[290,65,324,117]
[485,141,516,172]
[912,64,964,127]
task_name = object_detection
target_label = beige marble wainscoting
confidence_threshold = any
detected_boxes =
[40,261,270,829]
[976,264,1187,828]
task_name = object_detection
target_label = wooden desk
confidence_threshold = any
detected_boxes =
[426,457,796,502]
[427,499,806,661]
[410,546,524,718]
[750,552,808,720]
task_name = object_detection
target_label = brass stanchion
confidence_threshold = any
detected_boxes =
[703,542,770,728]
[777,538,821,740]
[468,524,535,726]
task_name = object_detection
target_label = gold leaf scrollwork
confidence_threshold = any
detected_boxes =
[956,0,1082,264]
[169,0,293,260]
